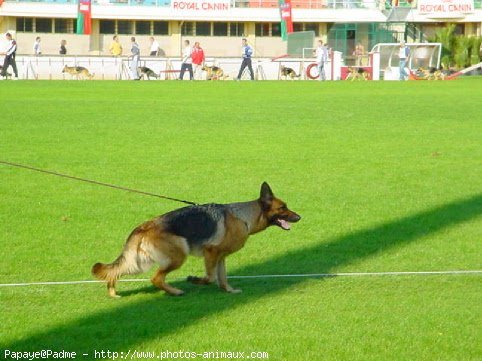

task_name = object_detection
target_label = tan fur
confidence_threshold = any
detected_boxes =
[92,183,300,297]
[280,66,300,80]
[202,65,228,80]
[62,65,94,80]
[418,67,444,80]
[346,67,369,81]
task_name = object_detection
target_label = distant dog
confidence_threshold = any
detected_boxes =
[0,66,12,79]
[92,182,301,297]
[345,67,369,81]
[62,65,94,80]
[202,65,227,80]
[417,67,444,80]
[138,66,159,80]
[280,65,300,80]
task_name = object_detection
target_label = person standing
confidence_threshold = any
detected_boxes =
[130,37,140,80]
[33,36,41,56]
[353,42,364,66]
[59,40,67,55]
[235,38,254,81]
[109,35,122,56]
[178,40,193,80]
[315,40,328,81]
[191,42,205,80]
[149,37,159,56]
[399,40,410,81]
[1,33,18,80]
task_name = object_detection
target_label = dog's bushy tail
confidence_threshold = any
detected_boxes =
[92,247,140,297]
[92,256,125,282]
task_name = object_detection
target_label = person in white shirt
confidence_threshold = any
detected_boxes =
[33,37,41,56]
[399,41,410,81]
[1,33,18,79]
[149,37,159,57]
[315,40,328,81]
[178,39,193,80]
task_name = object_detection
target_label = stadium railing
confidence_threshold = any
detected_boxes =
[3,0,381,9]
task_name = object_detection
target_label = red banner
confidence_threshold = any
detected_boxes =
[279,0,293,41]
[77,0,92,35]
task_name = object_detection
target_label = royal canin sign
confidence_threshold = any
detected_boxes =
[418,0,474,16]
[171,0,230,12]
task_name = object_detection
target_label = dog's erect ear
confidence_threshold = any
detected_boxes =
[260,182,274,206]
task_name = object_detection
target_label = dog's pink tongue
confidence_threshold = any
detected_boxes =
[279,219,291,230]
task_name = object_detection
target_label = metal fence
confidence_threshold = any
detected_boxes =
[4,0,381,8]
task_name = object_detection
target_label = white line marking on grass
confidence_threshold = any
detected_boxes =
[0,270,481,288]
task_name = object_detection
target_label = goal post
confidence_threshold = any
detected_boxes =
[287,31,316,57]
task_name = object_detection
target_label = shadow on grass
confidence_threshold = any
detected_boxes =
[2,194,481,352]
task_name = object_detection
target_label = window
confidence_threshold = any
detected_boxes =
[16,17,33,32]
[255,23,270,37]
[153,21,169,35]
[36,18,53,33]
[117,20,131,35]
[136,21,151,35]
[213,22,228,36]
[305,23,320,36]
[181,22,195,36]
[196,22,211,36]
[55,19,72,33]
[100,20,115,34]
[271,22,281,37]
[229,22,244,36]
[293,23,303,32]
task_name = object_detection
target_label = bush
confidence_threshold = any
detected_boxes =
[429,24,482,68]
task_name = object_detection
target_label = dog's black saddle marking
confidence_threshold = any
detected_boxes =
[165,204,224,245]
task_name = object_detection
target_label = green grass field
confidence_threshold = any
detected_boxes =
[0,79,481,361]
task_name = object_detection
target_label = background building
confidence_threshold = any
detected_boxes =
[0,0,481,59]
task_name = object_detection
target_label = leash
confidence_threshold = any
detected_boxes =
[0,160,198,206]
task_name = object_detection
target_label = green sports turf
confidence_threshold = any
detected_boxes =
[0,80,481,361]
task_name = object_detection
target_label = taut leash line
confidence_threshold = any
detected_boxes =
[0,160,198,206]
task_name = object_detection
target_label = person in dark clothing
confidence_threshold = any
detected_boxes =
[59,40,67,55]
[235,38,254,81]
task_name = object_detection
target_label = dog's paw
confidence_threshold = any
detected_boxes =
[169,289,185,296]
[225,287,242,294]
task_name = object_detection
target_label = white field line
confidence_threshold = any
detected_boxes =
[0,270,481,288]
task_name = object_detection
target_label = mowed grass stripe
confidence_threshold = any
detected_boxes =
[0,80,481,361]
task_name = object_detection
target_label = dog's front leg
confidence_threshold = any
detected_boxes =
[217,257,241,294]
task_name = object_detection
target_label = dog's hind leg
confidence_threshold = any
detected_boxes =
[149,235,188,296]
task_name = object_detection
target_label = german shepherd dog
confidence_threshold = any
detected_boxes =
[202,65,228,80]
[92,182,300,297]
[139,66,159,80]
[280,65,300,80]
[346,67,369,81]
[417,67,444,80]
[62,65,94,80]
